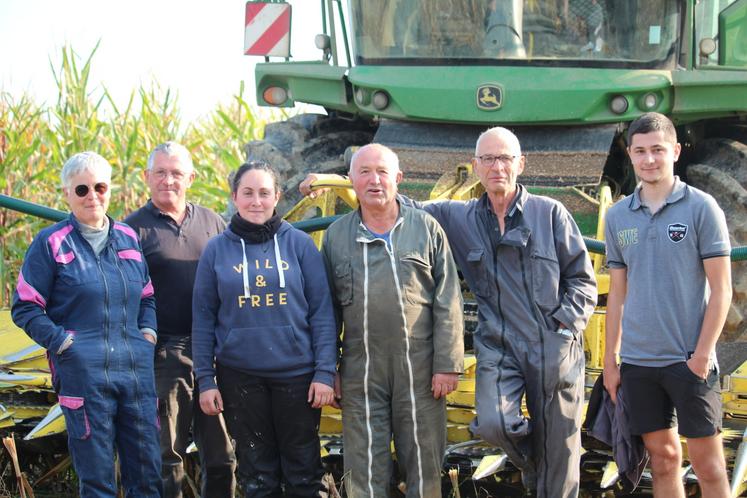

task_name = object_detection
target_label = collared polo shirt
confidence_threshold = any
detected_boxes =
[605,177,730,367]
[125,200,226,337]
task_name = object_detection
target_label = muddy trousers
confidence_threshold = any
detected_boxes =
[155,336,236,498]
[340,374,446,497]
[470,330,585,498]
[217,365,324,498]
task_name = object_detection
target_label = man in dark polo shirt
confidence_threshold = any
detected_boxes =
[125,142,236,498]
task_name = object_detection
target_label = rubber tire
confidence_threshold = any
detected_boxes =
[687,138,747,342]
[242,114,376,214]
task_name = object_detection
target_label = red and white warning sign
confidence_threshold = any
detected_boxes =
[244,2,292,57]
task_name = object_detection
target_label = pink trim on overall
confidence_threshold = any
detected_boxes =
[46,350,56,382]
[58,395,91,439]
[55,252,76,264]
[142,278,155,298]
[16,270,47,308]
[59,395,84,410]
[47,224,76,264]
[114,223,138,242]
[117,249,142,262]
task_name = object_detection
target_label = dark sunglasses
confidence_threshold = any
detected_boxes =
[74,183,109,197]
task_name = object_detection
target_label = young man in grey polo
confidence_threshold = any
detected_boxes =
[603,113,732,498]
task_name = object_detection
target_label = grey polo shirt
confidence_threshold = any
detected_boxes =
[604,177,730,367]
[124,201,226,337]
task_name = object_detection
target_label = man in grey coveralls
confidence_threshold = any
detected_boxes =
[322,144,465,497]
[421,127,597,498]
[301,128,597,497]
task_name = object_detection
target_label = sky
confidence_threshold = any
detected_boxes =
[0,0,326,121]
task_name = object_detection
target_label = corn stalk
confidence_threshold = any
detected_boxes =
[0,45,277,308]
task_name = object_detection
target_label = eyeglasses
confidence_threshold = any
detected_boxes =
[151,169,188,181]
[74,183,109,197]
[475,154,517,167]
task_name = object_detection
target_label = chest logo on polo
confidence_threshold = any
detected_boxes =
[667,223,688,243]
[616,228,638,248]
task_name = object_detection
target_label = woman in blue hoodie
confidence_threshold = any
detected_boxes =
[192,161,336,497]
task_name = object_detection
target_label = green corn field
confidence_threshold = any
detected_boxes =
[0,44,282,308]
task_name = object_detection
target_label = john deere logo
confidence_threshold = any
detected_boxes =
[477,85,502,110]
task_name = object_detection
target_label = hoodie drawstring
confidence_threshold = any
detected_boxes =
[241,235,285,296]
[274,234,286,289]
[240,238,251,298]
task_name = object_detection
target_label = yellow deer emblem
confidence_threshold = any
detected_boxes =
[477,85,502,110]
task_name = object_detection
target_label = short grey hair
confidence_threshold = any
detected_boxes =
[146,141,194,171]
[60,151,112,188]
[349,143,400,174]
[475,127,522,156]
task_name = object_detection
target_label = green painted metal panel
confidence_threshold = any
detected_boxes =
[347,66,674,124]
[256,58,747,126]
[255,61,355,111]
[256,62,677,124]
[671,69,747,120]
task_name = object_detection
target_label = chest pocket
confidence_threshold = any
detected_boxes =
[400,251,433,305]
[116,248,146,283]
[334,261,354,306]
[530,247,560,308]
[466,248,493,297]
[57,258,98,287]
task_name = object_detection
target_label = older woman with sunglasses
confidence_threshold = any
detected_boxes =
[12,152,162,497]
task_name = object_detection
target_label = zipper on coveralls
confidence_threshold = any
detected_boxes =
[492,247,507,350]
[114,253,147,476]
[113,256,141,395]
[95,249,112,388]
[356,220,425,498]
[491,238,527,464]
[113,257,143,402]
[382,222,425,498]
[521,251,551,497]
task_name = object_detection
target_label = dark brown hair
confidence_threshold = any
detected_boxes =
[627,112,677,146]
[231,160,280,194]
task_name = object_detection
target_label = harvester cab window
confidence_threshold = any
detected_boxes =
[695,0,739,67]
[349,0,680,67]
